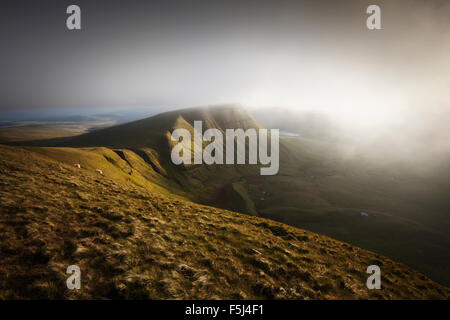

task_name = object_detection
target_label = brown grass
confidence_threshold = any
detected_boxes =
[0,144,449,299]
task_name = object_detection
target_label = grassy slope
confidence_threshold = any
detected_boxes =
[6,105,450,287]
[27,146,182,199]
[1,144,449,299]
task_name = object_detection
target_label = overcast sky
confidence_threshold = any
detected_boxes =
[0,0,449,125]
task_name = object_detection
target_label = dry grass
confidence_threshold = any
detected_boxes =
[0,144,449,299]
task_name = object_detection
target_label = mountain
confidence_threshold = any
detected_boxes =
[7,104,450,287]
[0,144,449,299]
[23,104,260,148]
[11,104,267,212]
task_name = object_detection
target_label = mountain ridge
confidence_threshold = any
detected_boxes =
[11,104,260,149]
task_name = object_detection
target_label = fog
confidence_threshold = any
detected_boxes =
[1,0,449,168]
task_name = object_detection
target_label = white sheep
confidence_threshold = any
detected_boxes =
[95,169,103,175]
[74,164,81,168]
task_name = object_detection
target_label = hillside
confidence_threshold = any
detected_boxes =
[8,105,450,287]
[10,104,267,213]
[0,144,449,299]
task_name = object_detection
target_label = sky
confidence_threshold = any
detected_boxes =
[0,0,450,126]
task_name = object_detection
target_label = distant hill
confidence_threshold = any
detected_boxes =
[19,104,260,148]
[0,109,165,144]
[0,144,448,299]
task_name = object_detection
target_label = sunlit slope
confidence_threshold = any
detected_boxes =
[27,146,182,199]
[0,144,449,299]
